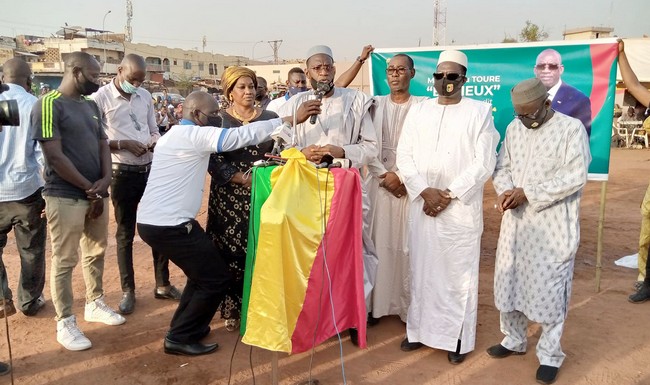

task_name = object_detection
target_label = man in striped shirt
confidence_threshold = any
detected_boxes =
[31,51,125,352]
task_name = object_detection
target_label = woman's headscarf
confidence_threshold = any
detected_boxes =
[221,66,257,100]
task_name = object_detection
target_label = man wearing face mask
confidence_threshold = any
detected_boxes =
[31,51,125,351]
[92,54,181,316]
[266,67,308,114]
[255,76,272,110]
[136,91,319,355]
[487,78,590,385]
[396,50,499,364]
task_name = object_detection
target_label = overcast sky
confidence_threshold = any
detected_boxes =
[2,0,648,61]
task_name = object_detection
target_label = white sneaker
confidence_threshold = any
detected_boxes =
[57,315,92,351]
[84,296,126,326]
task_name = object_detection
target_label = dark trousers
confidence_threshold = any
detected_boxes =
[111,168,169,292]
[0,188,46,311]
[646,243,650,285]
[137,219,230,343]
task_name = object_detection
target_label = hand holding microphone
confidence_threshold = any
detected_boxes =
[308,82,332,124]
[285,98,321,125]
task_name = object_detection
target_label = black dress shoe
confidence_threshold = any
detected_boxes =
[155,285,182,300]
[367,312,380,327]
[400,337,423,352]
[0,361,10,376]
[486,344,526,358]
[448,351,466,365]
[536,365,559,384]
[118,291,135,314]
[163,337,219,356]
[349,328,360,346]
[629,283,650,303]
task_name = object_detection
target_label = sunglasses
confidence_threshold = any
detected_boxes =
[535,63,560,71]
[433,72,464,81]
[514,101,546,120]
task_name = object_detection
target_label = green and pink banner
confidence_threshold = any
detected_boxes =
[370,39,619,181]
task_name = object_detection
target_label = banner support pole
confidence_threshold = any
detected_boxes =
[272,352,279,385]
[595,181,607,292]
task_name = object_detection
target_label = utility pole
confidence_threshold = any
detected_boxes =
[125,0,133,42]
[268,40,283,64]
[432,0,447,46]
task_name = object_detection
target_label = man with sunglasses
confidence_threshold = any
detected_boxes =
[31,51,125,351]
[488,78,590,385]
[92,54,182,316]
[534,49,592,136]
[136,91,319,355]
[396,50,499,364]
[366,54,427,325]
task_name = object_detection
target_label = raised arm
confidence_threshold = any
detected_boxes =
[334,45,374,88]
[619,39,650,108]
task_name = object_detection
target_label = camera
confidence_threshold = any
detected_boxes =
[0,80,20,126]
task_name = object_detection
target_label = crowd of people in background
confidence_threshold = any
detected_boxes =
[0,39,648,385]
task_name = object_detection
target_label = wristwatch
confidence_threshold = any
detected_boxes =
[356,56,365,64]
[445,188,456,199]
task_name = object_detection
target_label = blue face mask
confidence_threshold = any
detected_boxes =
[287,86,307,97]
[120,79,139,94]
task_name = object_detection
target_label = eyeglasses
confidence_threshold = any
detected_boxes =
[310,64,334,73]
[535,63,560,71]
[386,67,409,75]
[129,111,142,131]
[433,72,464,81]
[514,103,545,120]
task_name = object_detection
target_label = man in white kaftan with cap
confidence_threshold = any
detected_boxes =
[396,50,499,363]
[366,54,427,322]
[486,78,590,385]
[278,44,378,346]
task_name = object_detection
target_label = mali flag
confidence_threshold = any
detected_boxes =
[241,148,367,354]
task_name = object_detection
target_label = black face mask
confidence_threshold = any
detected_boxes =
[434,77,464,97]
[519,103,549,129]
[207,116,222,127]
[198,111,222,127]
[76,71,100,95]
[310,80,334,95]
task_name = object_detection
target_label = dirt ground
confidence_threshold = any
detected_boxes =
[1,147,650,385]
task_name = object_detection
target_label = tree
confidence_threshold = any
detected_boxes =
[519,20,549,42]
[172,73,196,96]
[502,34,517,43]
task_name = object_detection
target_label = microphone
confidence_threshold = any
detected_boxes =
[308,82,332,125]
[270,122,292,155]
[315,154,335,169]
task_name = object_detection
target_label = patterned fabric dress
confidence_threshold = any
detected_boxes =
[206,110,277,321]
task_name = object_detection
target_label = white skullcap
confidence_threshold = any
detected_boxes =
[306,45,334,61]
[438,50,468,68]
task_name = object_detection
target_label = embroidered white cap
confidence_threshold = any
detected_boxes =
[511,78,548,104]
[437,50,468,68]
[306,45,334,61]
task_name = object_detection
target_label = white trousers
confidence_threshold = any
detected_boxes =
[499,310,566,367]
